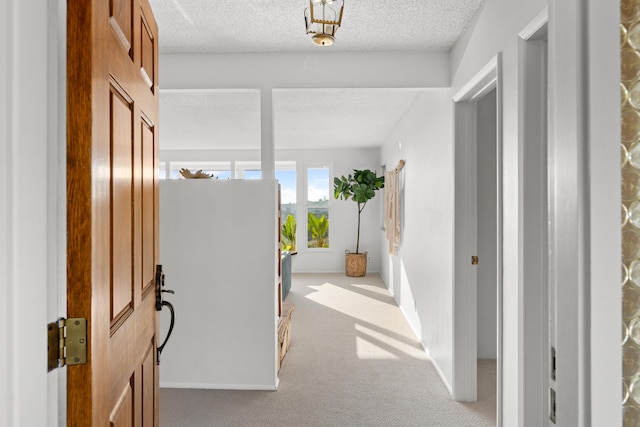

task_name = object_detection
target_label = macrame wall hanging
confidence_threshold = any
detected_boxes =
[384,160,405,254]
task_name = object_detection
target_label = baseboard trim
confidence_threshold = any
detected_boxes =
[399,305,421,341]
[395,295,454,397]
[160,382,278,391]
[430,356,453,395]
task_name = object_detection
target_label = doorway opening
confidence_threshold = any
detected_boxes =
[476,87,498,421]
[452,54,503,425]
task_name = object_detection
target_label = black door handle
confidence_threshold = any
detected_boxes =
[157,300,175,364]
[155,265,176,364]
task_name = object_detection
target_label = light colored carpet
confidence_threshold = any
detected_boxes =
[160,273,496,426]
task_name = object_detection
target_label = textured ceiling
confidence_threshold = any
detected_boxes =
[152,1,487,151]
[149,0,486,53]
[160,90,261,150]
[160,89,425,150]
[273,89,424,149]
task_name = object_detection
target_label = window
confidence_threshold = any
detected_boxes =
[159,161,167,180]
[243,170,262,180]
[306,166,330,249]
[276,163,297,252]
[236,161,261,179]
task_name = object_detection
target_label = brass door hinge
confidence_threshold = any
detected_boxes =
[472,255,479,265]
[47,318,87,372]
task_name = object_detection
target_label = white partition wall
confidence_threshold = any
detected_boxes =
[159,179,279,390]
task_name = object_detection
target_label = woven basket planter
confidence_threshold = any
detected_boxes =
[345,250,367,277]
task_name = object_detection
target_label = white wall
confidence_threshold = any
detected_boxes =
[160,52,450,90]
[161,147,384,274]
[451,0,621,424]
[159,180,279,389]
[585,0,621,424]
[476,89,497,360]
[1,0,59,426]
[379,89,454,389]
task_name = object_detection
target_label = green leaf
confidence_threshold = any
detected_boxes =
[281,214,297,252]
[307,212,330,248]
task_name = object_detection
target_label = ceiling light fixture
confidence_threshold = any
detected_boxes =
[304,0,344,46]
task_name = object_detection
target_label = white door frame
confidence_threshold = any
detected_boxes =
[518,9,550,426]
[1,0,63,426]
[451,53,503,423]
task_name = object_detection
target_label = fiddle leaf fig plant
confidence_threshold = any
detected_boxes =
[333,169,384,254]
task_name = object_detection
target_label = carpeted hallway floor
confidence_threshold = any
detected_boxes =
[160,273,496,426]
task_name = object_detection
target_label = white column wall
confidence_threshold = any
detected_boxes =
[159,180,279,389]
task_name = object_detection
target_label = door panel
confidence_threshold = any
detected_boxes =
[110,383,134,427]
[140,12,155,91]
[142,344,156,427]
[110,83,134,324]
[67,0,159,425]
[142,119,156,291]
[109,0,134,55]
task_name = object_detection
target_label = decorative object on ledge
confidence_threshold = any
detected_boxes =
[384,160,405,255]
[179,168,213,179]
[304,0,344,46]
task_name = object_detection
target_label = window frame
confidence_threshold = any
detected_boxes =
[159,161,168,180]
[235,161,262,179]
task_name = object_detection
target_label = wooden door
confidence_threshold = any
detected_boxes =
[67,0,160,425]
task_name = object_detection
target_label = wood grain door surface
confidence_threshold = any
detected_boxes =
[67,0,160,425]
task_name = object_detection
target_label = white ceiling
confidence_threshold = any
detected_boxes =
[150,0,485,54]
[152,0,486,150]
[160,90,261,150]
[160,88,425,150]
[273,88,425,149]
